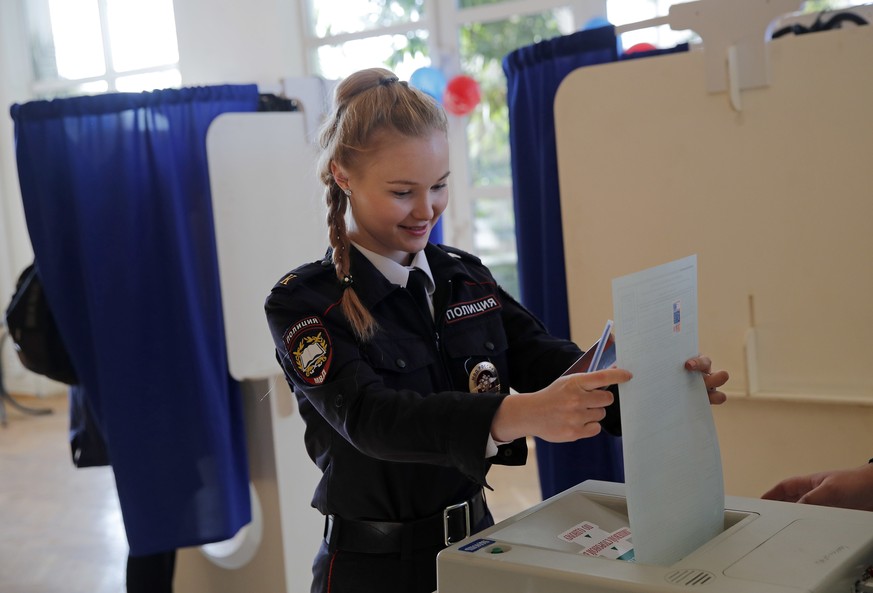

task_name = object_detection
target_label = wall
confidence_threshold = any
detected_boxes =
[173,0,307,87]
[0,0,43,396]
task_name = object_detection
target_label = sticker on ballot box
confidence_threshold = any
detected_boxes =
[558,522,635,561]
[459,538,496,553]
[558,521,609,545]
[581,527,634,561]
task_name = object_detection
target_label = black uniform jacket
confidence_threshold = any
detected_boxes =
[265,243,621,523]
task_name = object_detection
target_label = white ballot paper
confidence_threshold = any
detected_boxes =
[611,254,724,565]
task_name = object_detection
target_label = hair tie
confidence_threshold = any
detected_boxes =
[341,274,354,289]
[379,76,399,86]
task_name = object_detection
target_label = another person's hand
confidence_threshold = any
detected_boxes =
[491,368,632,443]
[761,463,873,512]
[685,355,729,405]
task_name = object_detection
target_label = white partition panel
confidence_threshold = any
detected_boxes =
[175,110,325,592]
[207,111,326,381]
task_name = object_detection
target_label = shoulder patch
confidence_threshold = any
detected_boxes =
[282,316,333,385]
[279,273,298,285]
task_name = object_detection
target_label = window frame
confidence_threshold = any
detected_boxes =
[26,0,180,98]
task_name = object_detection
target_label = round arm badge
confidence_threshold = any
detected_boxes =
[282,315,333,386]
[469,361,501,393]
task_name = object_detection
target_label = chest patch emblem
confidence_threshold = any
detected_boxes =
[283,316,332,386]
[469,361,500,393]
[444,295,502,324]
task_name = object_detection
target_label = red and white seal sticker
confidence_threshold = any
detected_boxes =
[558,521,609,545]
[283,316,332,385]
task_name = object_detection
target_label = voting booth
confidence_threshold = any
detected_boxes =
[174,80,330,592]
[438,480,873,593]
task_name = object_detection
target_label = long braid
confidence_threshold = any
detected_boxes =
[325,183,378,341]
[316,67,447,342]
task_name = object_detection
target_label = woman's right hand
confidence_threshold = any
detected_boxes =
[490,368,632,443]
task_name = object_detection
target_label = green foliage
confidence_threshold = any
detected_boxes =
[803,0,848,12]
[459,14,564,186]
[371,0,425,27]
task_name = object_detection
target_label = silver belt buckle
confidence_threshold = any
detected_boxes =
[443,500,471,546]
[324,514,335,543]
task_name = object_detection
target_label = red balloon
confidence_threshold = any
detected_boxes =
[442,75,481,116]
[624,42,657,54]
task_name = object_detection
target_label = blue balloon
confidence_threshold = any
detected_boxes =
[582,15,612,30]
[409,67,447,103]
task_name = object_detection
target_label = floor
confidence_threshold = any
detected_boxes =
[0,393,540,593]
[0,393,128,593]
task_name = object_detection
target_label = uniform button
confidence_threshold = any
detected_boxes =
[335,395,344,407]
[321,259,332,267]
[484,341,495,351]
[396,359,407,369]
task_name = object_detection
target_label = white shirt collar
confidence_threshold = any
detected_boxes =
[351,242,434,295]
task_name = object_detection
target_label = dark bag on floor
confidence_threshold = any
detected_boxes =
[4,262,79,385]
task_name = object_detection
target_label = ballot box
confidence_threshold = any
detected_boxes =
[437,480,873,593]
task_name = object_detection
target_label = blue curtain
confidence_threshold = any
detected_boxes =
[503,27,623,500]
[11,85,259,555]
[504,29,690,499]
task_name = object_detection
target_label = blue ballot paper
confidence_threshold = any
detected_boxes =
[563,320,616,375]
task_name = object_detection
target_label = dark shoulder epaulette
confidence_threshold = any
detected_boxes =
[272,256,335,291]
[436,244,483,265]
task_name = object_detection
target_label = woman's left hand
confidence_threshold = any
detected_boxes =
[685,355,729,405]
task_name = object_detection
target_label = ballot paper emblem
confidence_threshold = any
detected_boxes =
[469,361,500,393]
[284,316,332,385]
[673,300,682,333]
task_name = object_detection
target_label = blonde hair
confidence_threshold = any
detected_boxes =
[317,67,448,342]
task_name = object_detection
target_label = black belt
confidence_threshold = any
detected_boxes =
[324,490,487,555]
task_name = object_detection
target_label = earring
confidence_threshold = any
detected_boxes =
[343,188,352,197]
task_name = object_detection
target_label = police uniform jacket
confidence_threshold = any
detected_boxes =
[265,243,622,524]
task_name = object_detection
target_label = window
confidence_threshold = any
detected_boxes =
[608,0,697,49]
[25,0,180,98]
[456,5,577,298]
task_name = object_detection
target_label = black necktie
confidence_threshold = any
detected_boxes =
[406,268,432,323]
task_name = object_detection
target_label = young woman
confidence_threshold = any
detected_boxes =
[265,67,728,593]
